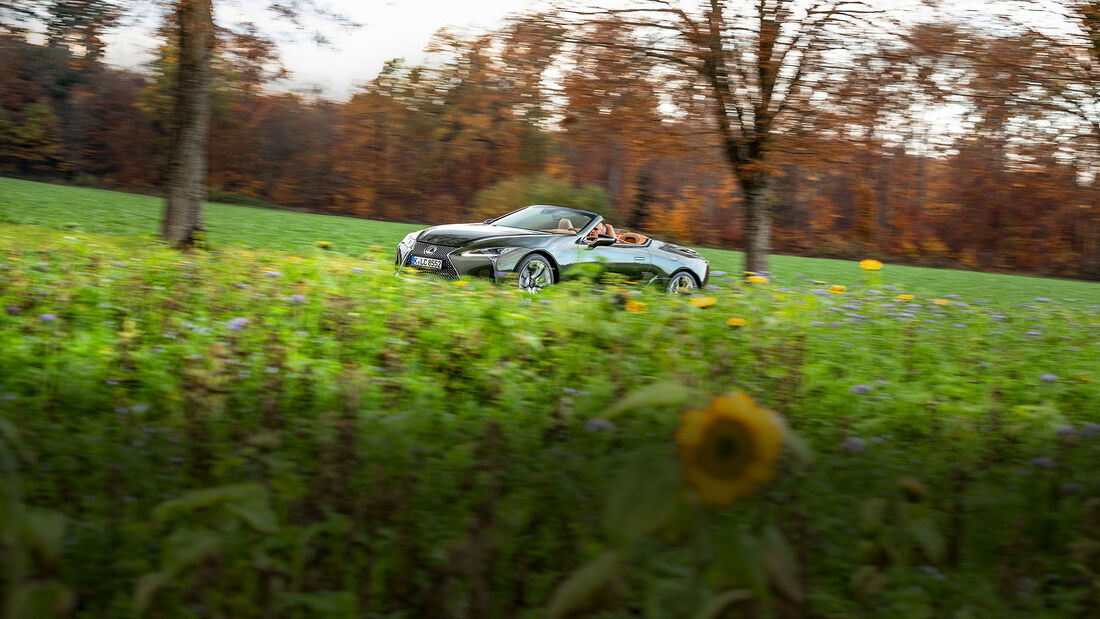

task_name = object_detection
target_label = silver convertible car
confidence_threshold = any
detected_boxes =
[395,205,709,292]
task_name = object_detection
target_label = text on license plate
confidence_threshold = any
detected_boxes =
[412,256,443,269]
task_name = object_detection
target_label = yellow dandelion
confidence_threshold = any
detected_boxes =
[625,299,647,313]
[1077,375,1091,384]
[932,298,950,306]
[317,241,333,249]
[748,275,768,284]
[454,280,469,288]
[288,256,303,262]
[726,317,747,327]
[690,296,717,308]
[896,294,914,302]
[242,252,255,258]
[676,393,783,506]
[860,259,883,271]
[829,285,847,294]
[369,245,384,253]
[624,280,638,285]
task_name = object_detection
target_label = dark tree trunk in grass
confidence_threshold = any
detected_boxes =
[741,171,772,274]
[162,0,214,249]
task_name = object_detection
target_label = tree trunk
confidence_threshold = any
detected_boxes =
[741,172,772,275]
[161,0,214,249]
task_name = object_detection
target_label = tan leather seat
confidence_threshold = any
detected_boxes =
[557,218,575,230]
[619,232,648,245]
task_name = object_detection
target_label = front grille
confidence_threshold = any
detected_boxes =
[408,242,459,280]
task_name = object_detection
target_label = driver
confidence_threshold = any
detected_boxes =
[587,222,618,242]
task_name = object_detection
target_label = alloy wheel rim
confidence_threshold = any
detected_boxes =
[670,273,696,293]
[519,259,552,292]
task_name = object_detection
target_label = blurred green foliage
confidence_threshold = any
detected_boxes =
[0,181,1099,617]
[470,174,610,221]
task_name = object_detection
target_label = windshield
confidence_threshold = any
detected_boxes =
[490,206,597,234]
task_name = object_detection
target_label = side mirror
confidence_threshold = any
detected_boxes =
[587,234,616,249]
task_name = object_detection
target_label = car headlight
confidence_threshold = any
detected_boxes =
[399,232,418,251]
[461,247,519,257]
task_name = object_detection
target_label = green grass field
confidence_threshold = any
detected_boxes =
[2,176,1097,304]
[2,176,1100,618]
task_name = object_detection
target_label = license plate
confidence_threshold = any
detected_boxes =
[411,256,443,269]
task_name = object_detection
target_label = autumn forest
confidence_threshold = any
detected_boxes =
[2,2,1098,278]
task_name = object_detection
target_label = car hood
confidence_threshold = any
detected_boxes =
[416,223,545,246]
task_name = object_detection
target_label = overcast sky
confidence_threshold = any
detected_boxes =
[95,0,1065,101]
[102,0,542,99]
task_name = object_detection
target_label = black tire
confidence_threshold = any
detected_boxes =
[515,253,556,292]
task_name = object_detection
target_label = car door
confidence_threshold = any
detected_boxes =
[572,241,650,280]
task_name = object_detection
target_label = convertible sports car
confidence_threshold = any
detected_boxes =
[395,205,709,292]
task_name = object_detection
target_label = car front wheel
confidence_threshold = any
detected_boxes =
[666,271,698,293]
[516,254,555,292]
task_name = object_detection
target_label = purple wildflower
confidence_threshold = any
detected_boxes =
[227,317,250,331]
[289,294,307,304]
[850,384,873,395]
[38,313,57,322]
[5,306,20,316]
[351,267,365,274]
[1059,483,1082,494]
[263,270,282,278]
[1040,373,1059,383]
[841,437,866,453]
[1081,423,1100,437]
[1030,457,1056,469]
[585,418,616,432]
[1034,297,1050,302]
[1026,330,1042,336]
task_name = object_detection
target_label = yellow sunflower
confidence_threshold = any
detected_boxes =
[676,393,783,506]
[829,285,847,294]
[860,259,883,271]
[690,296,717,308]
[748,275,769,284]
[625,299,647,313]
[726,317,747,327]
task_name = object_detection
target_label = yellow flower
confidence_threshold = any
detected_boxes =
[932,298,950,306]
[317,241,332,248]
[829,285,847,294]
[748,275,768,284]
[690,296,717,308]
[1077,375,1091,384]
[288,256,303,262]
[242,252,255,258]
[676,393,783,505]
[454,280,469,288]
[896,294,914,302]
[726,317,747,327]
[625,300,647,313]
[860,259,883,271]
[369,245,384,253]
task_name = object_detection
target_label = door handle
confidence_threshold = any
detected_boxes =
[633,256,647,262]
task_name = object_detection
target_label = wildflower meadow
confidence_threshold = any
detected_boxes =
[1,180,1100,618]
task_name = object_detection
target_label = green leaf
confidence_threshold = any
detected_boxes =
[546,550,620,619]
[907,518,945,563]
[604,449,681,547]
[760,527,803,605]
[162,527,221,573]
[19,507,66,565]
[692,589,754,619]
[133,571,172,616]
[602,382,695,419]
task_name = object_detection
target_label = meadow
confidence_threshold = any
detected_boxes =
[1,177,1100,618]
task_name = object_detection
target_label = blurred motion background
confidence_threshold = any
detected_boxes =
[0,0,1097,277]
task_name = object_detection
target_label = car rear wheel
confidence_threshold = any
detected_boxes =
[667,271,698,293]
[516,254,555,293]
